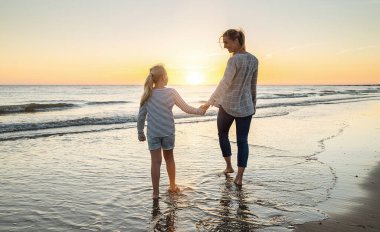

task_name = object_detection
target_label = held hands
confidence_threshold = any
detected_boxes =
[198,106,206,115]
[138,133,146,142]
[198,103,210,115]
[200,103,210,111]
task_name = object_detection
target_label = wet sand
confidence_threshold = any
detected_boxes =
[295,101,380,231]
[2,92,380,231]
[295,163,380,231]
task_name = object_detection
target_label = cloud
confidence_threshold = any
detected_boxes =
[336,45,380,55]
[264,42,327,59]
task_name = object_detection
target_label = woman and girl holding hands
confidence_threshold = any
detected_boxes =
[137,29,259,199]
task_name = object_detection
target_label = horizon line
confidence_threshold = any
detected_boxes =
[1,84,380,87]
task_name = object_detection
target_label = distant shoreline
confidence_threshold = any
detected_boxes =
[1,84,380,87]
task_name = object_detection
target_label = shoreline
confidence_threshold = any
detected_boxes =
[295,101,380,231]
[295,162,380,231]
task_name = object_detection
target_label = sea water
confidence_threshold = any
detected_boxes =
[1,85,379,231]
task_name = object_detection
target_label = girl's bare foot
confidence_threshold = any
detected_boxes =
[168,185,180,193]
[223,167,234,174]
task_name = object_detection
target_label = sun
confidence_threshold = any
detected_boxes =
[185,71,204,85]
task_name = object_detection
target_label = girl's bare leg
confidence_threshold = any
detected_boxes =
[163,149,179,192]
[150,148,162,199]
[223,156,234,174]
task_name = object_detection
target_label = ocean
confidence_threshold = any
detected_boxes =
[1,85,379,141]
[1,85,379,231]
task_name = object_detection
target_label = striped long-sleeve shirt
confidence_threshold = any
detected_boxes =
[207,52,259,117]
[137,88,204,137]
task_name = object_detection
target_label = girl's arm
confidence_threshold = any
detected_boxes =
[137,104,147,140]
[207,57,237,106]
[173,89,205,115]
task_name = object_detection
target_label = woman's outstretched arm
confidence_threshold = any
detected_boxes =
[207,57,237,106]
[251,68,258,113]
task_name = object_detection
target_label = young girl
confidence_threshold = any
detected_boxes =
[137,64,205,199]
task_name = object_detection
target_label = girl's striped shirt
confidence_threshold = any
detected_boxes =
[137,88,204,137]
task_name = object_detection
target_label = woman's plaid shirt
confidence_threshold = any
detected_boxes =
[207,52,258,117]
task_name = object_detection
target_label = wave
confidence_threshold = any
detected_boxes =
[0,117,218,141]
[0,116,137,133]
[1,94,379,135]
[259,87,380,100]
[0,103,76,115]
[318,89,380,96]
[0,125,134,142]
[86,101,130,105]
[257,95,380,109]
[0,113,215,134]
[0,101,132,115]
[259,93,316,99]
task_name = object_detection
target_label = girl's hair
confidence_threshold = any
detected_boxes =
[221,29,246,51]
[140,64,167,106]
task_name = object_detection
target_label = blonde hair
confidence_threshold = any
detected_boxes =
[140,64,168,106]
[220,28,246,51]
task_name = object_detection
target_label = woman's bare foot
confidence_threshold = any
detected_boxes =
[234,176,242,186]
[223,167,235,174]
[168,185,180,193]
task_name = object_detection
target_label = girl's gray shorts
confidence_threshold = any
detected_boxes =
[147,134,175,151]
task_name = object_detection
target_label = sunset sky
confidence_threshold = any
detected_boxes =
[0,0,379,85]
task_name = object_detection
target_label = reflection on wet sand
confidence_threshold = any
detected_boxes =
[151,195,177,232]
[150,177,258,232]
[214,174,258,231]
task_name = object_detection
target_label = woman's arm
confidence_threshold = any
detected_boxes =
[207,57,237,106]
[137,104,147,141]
[251,68,258,107]
[173,89,205,115]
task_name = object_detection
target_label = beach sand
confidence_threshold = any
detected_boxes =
[295,101,380,231]
[295,164,380,232]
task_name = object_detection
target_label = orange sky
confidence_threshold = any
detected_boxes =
[0,0,379,85]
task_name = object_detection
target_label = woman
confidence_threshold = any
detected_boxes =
[202,29,258,186]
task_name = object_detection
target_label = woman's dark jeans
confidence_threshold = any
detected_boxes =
[217,107,253,168]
